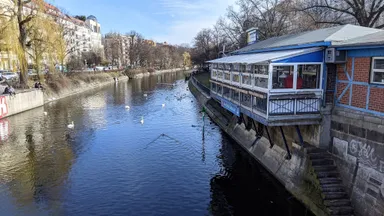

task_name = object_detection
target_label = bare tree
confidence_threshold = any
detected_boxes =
[298,0,384,28]
[191,29,215,65]
[127,31,144,67]
[104,32,123,67]
[246,0,293,39]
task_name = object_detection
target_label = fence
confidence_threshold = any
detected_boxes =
[191,76,210,96]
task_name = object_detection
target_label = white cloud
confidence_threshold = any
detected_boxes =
[153,0,237,45]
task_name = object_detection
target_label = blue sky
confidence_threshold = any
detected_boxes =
[48,0,237,45]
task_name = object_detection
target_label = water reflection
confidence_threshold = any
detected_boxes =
[0,71,312,216]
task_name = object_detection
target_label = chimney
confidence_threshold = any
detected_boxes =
[246,27,258,45]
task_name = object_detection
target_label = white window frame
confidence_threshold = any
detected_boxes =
[211,69,217,80]
[269,62,323,94]
[241,72,253,89]
[371,57,384,84]
[231,72,241,86]
[223,71,231,83]
[253,64,269,91]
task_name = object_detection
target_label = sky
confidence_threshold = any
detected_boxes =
[48,0,237,45]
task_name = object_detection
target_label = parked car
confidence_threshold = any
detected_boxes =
[0,70,9,77]
[2,72,19,80]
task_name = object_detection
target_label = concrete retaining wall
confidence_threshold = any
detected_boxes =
[189,80,328,216]
[44,76,129,103]
[0,90,44,119]
[331,106,384,216]
[130,68,186,79]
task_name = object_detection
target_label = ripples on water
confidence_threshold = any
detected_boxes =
[0,72,313,216]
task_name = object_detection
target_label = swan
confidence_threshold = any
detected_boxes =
[43,112,48,116]
[67,121,74,129]
[125,106,130,109]
[162,104,165,107]
[140,116,144,124]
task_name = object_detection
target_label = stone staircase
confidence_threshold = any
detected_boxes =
[307,147,354,216]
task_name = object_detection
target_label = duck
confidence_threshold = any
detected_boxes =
[125,105,130,110]
[143,93,148,97]
[67,121,74,129]
[140,116,144,124]
[162,103,165,108]
[43,112,48,116]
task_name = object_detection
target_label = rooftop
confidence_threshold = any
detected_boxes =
[233,24,383,54]
[333,31,384,47]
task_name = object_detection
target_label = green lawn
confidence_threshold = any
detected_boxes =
[194,72,210,89]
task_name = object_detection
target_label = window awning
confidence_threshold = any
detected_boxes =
[207,48,323,64]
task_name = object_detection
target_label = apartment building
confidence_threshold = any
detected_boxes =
[0,0,104,70]
[104,34,131,67]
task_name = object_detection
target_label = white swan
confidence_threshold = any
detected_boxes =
[43,112,48,116]
[67,121,74,129]
[140,116,144,124]
[162,104,165,108]
[125,106,130,110]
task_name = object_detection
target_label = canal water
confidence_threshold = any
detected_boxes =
[0,72,313,216]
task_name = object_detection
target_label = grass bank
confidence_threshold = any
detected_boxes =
[39,71,127,102]
[193,72,210,88]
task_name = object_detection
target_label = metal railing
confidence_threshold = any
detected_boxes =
[269,98,321,115]
[191,76,210,96]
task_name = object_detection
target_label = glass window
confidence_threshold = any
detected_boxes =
[211,82,217,92]
[254,77,268,88]
[298,64,321,89]
[217,85,222,94]
[225,64,231,71]
[371,58,384,84]
[218,64,224,70]
[253,96,267,113]
[246,65,253,73]
[223,87,230,98]
[242,74,252,86]
[224,72,230,81]
[212,70,217,78]
[272,65,294,89]
[217,71,223,79]
[255,65,268,75]
[233,64,240,71]
[231,90,240,102]
[240,64,246,72]
[241,93,251,107]
[232,74,240,83]
[213,64,218,69]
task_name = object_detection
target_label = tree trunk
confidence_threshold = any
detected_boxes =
[17,0,29,88]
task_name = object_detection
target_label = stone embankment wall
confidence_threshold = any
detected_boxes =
[44,76,128,103]
[0,74,129,119]
[189,80,329,216]
[129,68,186,79]
[331,106,384,216]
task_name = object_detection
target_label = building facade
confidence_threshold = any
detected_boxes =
[104,34,132,67]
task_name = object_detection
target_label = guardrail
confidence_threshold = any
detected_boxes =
[191,76,210,96]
